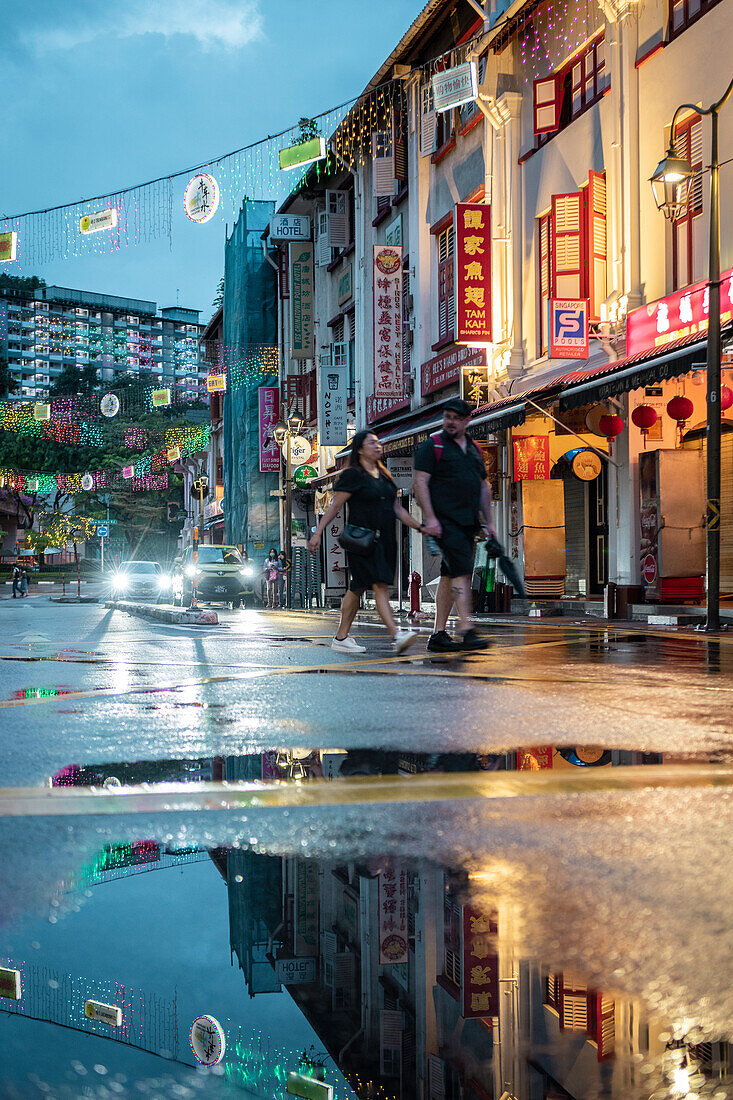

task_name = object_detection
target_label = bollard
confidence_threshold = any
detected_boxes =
[77,559,81,598]
[409,571,422,620]
[62,573,66,597]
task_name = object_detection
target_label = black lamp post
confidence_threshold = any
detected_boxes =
[650,75,733,631]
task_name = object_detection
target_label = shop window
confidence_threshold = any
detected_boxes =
[533,34,607,145]
[443,897,462,987]
[672,113,704,290]
[438,225,455,342]
[669,0,723,36]
[545,972,615,1061]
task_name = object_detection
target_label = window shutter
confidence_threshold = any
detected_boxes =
[689,117,704,214]
[326,190,349,248]
[317,211,332,267]
[438,226,455,341]
[552,192,583,298]
[380,1009,403,1077]
[332,952,356,1011]
[559,973,589,1031]
[594,994,615,1061]
[427,1054,446,1100]
[420,83,437,157]
[321,930,337,986]
[588,170,607,321]
[393,110,407,182]
[534,75,561,134]
[539,212,552,353]
[372,131,395,197]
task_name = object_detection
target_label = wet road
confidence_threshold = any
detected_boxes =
[1,598,731,1098]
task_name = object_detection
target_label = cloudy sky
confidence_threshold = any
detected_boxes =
[4,0,419,319]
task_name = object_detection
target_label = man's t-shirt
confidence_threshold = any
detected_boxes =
[414,431,487,527]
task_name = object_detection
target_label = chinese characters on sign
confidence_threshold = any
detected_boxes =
[422,344,486,397]
[366,394,410,423]
[269,213,311,240]
[456,203,492,344]
[378,862,408,965]
[462,907,499,1019]
[289,242,315,360]
[183,174,220,224]
[516,746,554,770]
[323,503,347,593]
[431,61,479,112]
[258,386,280,473]
[550,299,589,360]
[513,435,550,481]
[373,245,403,399]
[461,365,491,407]
[319,363,348,446]
[626,268,733,357]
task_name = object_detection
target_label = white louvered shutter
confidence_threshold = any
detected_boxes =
[552,192,583,299]
[317,211,331,267]
[380,1010,403,1077]
[326,190,349,248]
[588,170,607,321]
[332,952,356,1010]
[420,83,437,157]
[372,131,395,197]
[560,973,589,1031]
[320,930,337,986]
[428,1054,446,1100]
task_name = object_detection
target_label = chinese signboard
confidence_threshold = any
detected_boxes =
[183,174,220,224]
[373,245,403,399]
[270,213,311,241]
[323,505,347,593]
[550,299,589,359]
[337,263,353,305]
[385,213,402,247]
[456,203,492,343]
[432,61,478,112]
[319,362,348,446]
[516,746,554,769]
[295,859,319,956]
[422,344,486,397]
[366,393,410,423]
[79,208,118,235]
[626,268,733,358]
[378,862,408,965]
[0,231,18,261]
[462,907,498,1019]
[461,364,491,407]
[289,242,315,360]
[513,435,550,480]
[258,386,280,473]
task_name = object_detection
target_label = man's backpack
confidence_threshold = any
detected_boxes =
[429,430,481,464]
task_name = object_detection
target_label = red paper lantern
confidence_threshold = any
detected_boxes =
[598,413,624,455]
[666,394,694,442]
[721,385,733,411]
[631,404,658,448]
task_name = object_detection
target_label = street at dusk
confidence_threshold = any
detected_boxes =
[1,0,733,1097]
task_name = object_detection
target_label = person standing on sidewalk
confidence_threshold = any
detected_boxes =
[413,398,496,652]
[11,563,20,598]
[308,430,423,654]
[19,567,28,598]
[263,549,280,608]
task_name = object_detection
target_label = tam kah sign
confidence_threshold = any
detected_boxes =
[456,203,492,344]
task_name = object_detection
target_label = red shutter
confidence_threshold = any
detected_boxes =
[594,993,615,1061]
[552,192,583,299]
[533,75,561,134]
[588,170,607,321]
[673,114,703,289]
[538,213,552,354]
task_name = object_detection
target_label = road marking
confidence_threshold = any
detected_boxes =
[1,765,731,817]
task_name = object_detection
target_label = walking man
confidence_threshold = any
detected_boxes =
[11,562,20,598]
[413,398,495,652]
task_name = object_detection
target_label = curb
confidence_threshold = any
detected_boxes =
[105,600,218,625]
[49,596,100,604]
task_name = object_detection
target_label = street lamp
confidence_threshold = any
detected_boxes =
[651,76,733,631]
[274,413,304,609]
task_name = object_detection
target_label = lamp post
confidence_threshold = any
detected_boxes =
[273,413,304,610]
[650,75,733,631]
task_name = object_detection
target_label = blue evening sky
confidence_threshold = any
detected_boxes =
[3,0,420,321]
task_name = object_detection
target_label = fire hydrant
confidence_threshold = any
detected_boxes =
[409,571,422,619]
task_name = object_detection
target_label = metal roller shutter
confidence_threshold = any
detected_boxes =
[564,475,587,596]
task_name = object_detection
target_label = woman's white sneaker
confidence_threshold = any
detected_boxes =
[331,635,367,654]
[392,629,418,654]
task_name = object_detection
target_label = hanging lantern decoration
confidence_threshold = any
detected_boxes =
[721,385,733,412]
[666,394,694,443]
[597,413,624,455]
[631,404,658,448]
[100,394,120,418]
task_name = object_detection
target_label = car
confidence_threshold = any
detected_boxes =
[172,545,256,608]
[110,560,172,602]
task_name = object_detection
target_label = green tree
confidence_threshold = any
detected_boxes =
[48,363,98,398]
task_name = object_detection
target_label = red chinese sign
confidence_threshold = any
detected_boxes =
[378,862,408,965]
[456,202,492,343]
[516,746,554,770]
[373,245,403,399]
[512,435,550,481]
[626,268,733,358]
[258,386,280,473]
[421,344,486,397]
[462,907,498,1019]
[366,393,410,424]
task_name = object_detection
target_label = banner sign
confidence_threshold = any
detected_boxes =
[373,245,403,399]
[337,263,353,305]
[626,268,733,358]
[79,208,118,235]
[366,394,410,424]
[516,746,554,769]
[378,862,408,965]
[0,231,18,262]
[432,61,478,112]
[462,907,498,1019]
[550,299,589,359]
[206,373,226,392]
[513,435,550,480]
[323,506,347,592]
[456,203,492,343]
[270,214,311,241]
[289,242,315,359]
[258,386,280,472]
[0,966,21,1000]
[319,362,349,446]
[461,364,491,407]
[421,344,486,397]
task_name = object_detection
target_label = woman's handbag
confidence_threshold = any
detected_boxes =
[337,524,379,555]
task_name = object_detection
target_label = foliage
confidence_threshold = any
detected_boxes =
[213,276,225,310]
[0,274,46,293]
[48,363,99,398]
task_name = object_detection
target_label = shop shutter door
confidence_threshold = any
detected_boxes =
[720,432,733,594]
[564,475,587,596]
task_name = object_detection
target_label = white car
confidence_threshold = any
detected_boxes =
[111,561,172,602]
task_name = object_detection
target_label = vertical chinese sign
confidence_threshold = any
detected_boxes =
[378,862,408,964]
[373,245,403,399]
[512,435,550,480]
[323,506,347,594]
[258,386,280,472]
[319,363,348,447]
[289,242,314,360]
[516,746,553,769]
[295,858,319,956]
[456,203,492,343]
[462,907,499,1019]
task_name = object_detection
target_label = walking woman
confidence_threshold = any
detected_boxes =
[263,549,280,608]
[308,430,425,654]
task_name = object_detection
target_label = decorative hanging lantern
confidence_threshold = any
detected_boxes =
[666,394,694,442]
[598,413,624,455]
[721,385,733,412]
[631,404,658,448]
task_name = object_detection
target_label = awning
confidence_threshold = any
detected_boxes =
[472,401,526,431]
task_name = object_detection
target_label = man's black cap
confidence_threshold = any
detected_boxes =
[443,397,473,417]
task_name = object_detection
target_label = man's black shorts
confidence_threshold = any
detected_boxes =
[437,520,477,578]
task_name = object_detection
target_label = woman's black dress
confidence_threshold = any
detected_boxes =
[334,466,397,592]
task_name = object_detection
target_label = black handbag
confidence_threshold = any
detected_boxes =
[338,524,379,555]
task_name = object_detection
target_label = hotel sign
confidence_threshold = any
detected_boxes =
[626,269,733,358]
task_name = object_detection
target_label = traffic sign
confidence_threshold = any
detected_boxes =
[97,525,108,538]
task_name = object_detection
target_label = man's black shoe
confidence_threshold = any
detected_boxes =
[461,628,491,651]
[427,630,462,652]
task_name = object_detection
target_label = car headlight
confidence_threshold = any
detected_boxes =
[185,565,199,578]
[158,575,171,589]
[240,566,254,578]
[113,576,127,590]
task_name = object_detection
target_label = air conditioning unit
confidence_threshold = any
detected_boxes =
[405,294,414,312]
[405,377,414,395]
